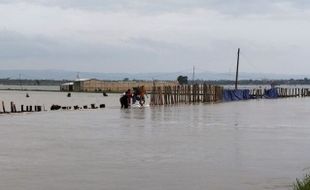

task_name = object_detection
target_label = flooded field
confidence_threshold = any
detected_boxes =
[1,90,310,190]
[0,85,60,91]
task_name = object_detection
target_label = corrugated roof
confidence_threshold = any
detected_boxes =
[61,82,74,86]
[75,78,91,82]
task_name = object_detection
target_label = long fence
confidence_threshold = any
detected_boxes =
[150,84,224,105]
[2,86,310,113]
[249,87,310,98]
[150,84,310,105]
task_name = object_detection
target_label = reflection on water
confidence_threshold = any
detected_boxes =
[0,90,310,190]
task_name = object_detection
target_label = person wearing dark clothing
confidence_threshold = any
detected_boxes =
[120,94,129,108]
[120,89,132,109]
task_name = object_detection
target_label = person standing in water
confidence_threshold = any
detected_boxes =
[139,86,146,106]
[126,89,132,106]
[120,89,132,109]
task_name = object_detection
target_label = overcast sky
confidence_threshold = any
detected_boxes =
[0,0,310,74]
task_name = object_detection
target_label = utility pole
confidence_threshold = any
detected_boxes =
[235,48,240,90]
[19,73,22,90]
[192,65,195,84]
[76,72,80,80]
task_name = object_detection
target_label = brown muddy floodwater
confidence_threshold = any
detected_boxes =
[0,90,310,190]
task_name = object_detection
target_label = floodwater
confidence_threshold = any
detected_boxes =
[1,90,310,190]
[0,85,59,91]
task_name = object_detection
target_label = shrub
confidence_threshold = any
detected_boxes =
[293,174,310,190]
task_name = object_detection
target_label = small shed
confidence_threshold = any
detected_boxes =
[60,82,74,91]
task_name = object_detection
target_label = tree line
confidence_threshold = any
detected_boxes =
[177,75,310,85]
[1,77,310,86]
[0,79,69,86]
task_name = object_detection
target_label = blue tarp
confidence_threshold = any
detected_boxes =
[223,89,251,101]
[223,88,279,101]
[264,88,278,98]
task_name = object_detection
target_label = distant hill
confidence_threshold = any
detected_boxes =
[0,69,309,81]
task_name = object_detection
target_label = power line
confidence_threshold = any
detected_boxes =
[239,51,260,71]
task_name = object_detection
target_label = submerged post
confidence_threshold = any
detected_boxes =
[2,101,6,113]
[235,48,240,90]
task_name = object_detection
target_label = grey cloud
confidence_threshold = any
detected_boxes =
[1,0,310,15]
[1,29,310,74]
[0,31,57,58]
[0,30,198,72]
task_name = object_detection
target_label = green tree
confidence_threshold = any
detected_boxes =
[177,75,188,85]
[293,174,310,190]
